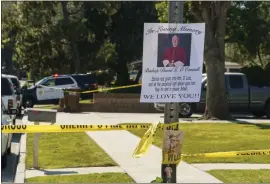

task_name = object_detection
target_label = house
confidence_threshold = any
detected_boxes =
[224,61,242,72]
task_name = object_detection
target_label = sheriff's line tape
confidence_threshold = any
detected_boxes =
[181,149,270,158]
[0,123,183,133]
[1,124,153,133]
[38,83,142,94]
[1,125,269,158]
[161,149,270,164]
[132,122,159,158]
[81,84,141,94]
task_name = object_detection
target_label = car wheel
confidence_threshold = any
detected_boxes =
[252,111,264,118]
[24,98,35,108]
[179,103,193,118]
[266,103,270,119]
[18,105,22,116]
[1,154,8,169]
[54,100,60,105]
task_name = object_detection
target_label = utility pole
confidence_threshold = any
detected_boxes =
[161,1,184,183]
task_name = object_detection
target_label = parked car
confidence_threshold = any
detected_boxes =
[1,74,18,124]
[5,75,23,115]
[154,73,270,119]
[1,103,17,169]
[67,74,98,99]
[22,73,98,107]
[22,74,80,108]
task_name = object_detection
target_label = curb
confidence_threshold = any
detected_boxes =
[14,133,27,183]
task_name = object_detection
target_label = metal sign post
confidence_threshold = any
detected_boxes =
[33,121,40,168]
[27,108,57,169]
[162,1,184,183]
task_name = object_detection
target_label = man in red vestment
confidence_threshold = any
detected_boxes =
[162,35,187,67]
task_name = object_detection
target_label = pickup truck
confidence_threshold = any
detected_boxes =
[154,73,270,119]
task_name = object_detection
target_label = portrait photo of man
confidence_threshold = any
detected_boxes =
[157,33,191,67]
[164,166,173,183]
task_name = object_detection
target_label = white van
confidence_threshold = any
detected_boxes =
[5,75,23,115]
[1,74,18,124]
[1,105,17,169]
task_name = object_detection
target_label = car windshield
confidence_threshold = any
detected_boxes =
[10,78,20,89]
[1,77,13,95]
[35,77,48,86]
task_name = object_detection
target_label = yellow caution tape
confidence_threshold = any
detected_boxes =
[81,84,141,94]
[182,149,270,158]
[2,124,269,160]
[1,124,152,133]
[161,149,270,165]
[133,122,159,158]
[1,123,180,133]
[162,152,182,165]
[39,84,142,94]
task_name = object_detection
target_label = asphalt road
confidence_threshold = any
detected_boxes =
[1,118,22,183]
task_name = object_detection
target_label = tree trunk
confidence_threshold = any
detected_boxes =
[2,30,17,74]
[257,45,264,67]
[204,47,230,119]
[70,35,80,73]
[61,1,81,73]
[3,45,14,74]
[199,2,231,120]
[115,61,130,85]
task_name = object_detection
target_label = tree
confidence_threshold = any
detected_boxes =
[226,1,270,67]
[82,2,120,72]
[1,1,19,74]
[107,2,158,85]
[155,1,197,23]
[155,2,231,119]
[60,1,82,73]
[2,2,119,79]
[188,2,231,120]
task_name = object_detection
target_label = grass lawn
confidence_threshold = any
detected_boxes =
[208,169,270,183]
[26,173,134,183]
[128,123,270,163]
[26,132,116,169]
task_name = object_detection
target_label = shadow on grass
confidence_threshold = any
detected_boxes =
[230,119,270,130]
[29,168,78,176]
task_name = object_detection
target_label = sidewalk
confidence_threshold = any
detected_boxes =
[54,112,223,183]
[22,112,269,183]
[24,111,270,125]
[86,131,222,183]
